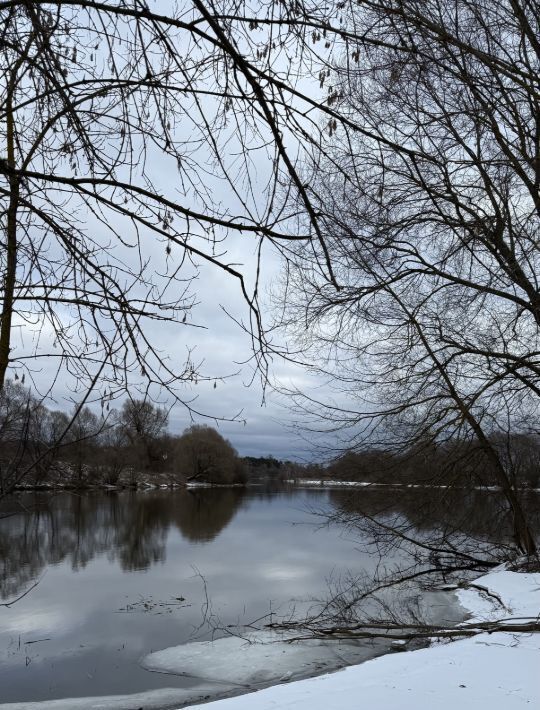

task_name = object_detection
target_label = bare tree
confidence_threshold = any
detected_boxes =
[0,1,328,492]
[273,0,540,556]
[0,1,359,403]
[119,398,168,442]
[118,397,168,472]
[2,1,539,558]
[0,379,36,493]
[65,404,100,483]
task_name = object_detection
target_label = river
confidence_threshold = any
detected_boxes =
[1,485,532,706]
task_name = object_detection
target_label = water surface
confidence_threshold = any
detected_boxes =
[2,485,519,705]
[0,487,382,704]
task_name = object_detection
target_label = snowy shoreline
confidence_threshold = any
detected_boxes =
[180,567,540,710]
[288,479,540,493]
[1,567,538,710]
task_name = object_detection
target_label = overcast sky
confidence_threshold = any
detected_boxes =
[9,9,342,462]
[18,192,330,462]
[156,245,324,462]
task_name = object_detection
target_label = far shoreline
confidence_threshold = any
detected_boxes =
[7,479,539,495]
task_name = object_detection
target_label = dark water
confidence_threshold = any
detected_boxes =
[0,487,387,704]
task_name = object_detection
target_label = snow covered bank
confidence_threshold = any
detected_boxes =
[287,479,487,489]
[288,479,538,491]
[177,569,540,710]
[286,479,372,487]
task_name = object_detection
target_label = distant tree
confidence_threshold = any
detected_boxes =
[0,379,31,441]
[66,405,100,484]
[328,451,392,484]
[0,380,57,490]
[243,455,283,480]
[0,380,33,492]
[174,425,246,484]
[120,399,168,442]
[119,399,168,473]
[94,411,130,485]
[44,410,71,446]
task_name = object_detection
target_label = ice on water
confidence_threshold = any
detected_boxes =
[141,629,389,687]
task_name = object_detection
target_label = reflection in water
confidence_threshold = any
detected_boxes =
[2,486,537,602]
[330,486,540,550]
[173,489,248,542]
[1,488,357,704]
[3,485,537,602]
[0,489,246,600]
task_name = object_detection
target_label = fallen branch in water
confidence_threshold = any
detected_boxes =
[267,617,540,642]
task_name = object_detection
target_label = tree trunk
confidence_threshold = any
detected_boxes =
[0,94,18,390]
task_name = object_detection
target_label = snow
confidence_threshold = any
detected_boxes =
[287,479,508,490]
[180,634,538,710]
[177,569,540,710]
[0,687,218,710]
[286,480,371,487]
[456,570,540,621]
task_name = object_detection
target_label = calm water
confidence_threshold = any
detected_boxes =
[0,487,390,704]
[2,485,527,705]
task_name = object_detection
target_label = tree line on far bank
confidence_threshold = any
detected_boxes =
[0,381,249,494]
[303,439,540,491]
[3,379,538,496]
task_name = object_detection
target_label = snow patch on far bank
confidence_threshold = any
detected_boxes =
[287,479,511,490]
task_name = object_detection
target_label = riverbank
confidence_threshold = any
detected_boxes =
[10,475,246,493]
[289,478,540,493]
[179,566,540,710]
